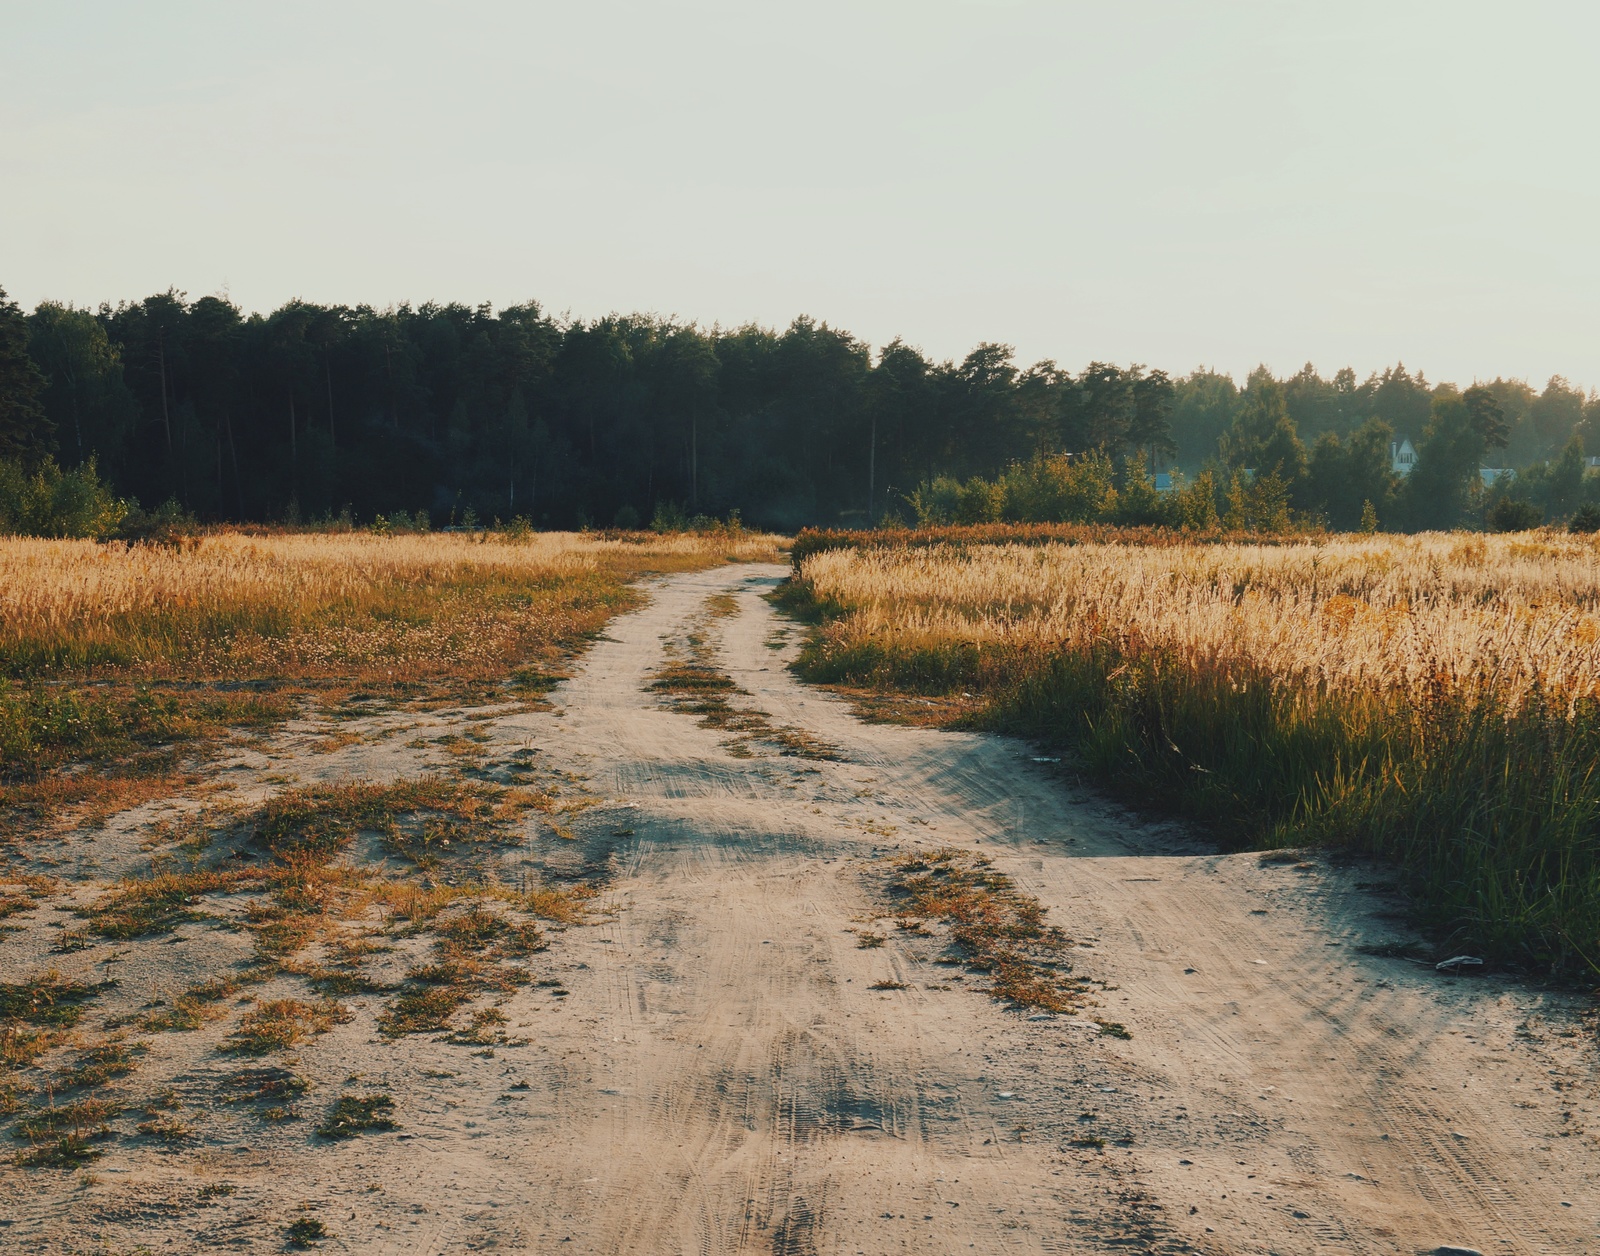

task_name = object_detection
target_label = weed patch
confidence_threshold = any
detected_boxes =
[83,869,244,939]
[879,848,1090,1014]
[222,999,349,1056]
[55,1039,147,1089]
[315,1093,396,1139]
[15,1132,104,1168]
[134,1113,194,1143]
[0,972,113,1028]
[285,1216,330,1247]
[224,1066,310,1119]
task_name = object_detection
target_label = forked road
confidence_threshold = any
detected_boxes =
[423,563,1597,1255]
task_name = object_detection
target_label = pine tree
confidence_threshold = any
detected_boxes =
[0,286,54,467]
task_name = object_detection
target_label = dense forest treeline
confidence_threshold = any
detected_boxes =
[2,284,1599,533]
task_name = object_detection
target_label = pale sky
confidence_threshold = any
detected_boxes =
[5,2,1598,388]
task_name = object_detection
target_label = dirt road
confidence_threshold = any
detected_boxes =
[7,563,1597,1254]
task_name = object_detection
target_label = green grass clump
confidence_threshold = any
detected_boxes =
[222,999,349,1056]
[83,869,244,939]
[56,1039,147,1089]
[377,986,473,1036]
[15,1133,104,1168]
[225,1067,310,1113]
[285,1217,330,1247]
[13,1096,119,1141]
[0,973,113,1028]
[315,1093,396,1140]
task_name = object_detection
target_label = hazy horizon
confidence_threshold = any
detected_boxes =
[7,1,1598,390]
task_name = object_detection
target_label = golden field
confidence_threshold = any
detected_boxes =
[0,529,784,679]
[801,532,1600,710]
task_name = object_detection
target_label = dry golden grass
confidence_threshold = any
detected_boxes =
[0,529,783,681]
[802,532,1600,711]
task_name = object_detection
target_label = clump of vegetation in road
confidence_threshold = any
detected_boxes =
[649,592,840,760]
[315,1093,396,1140]
[879,848,1091,1014]
[791,529,1600,976]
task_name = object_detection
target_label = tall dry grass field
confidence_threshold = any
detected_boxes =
[792,532,1600,973]
[0,528,782,806]
[0,530,781,678]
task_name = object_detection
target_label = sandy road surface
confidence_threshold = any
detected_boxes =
[480,564,1598,1256]
[5,563,1596,1254]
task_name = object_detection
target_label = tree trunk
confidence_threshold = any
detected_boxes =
[157,335,172,454]
[226,410,243,518]
[325,356,336,450]
[867,414,876,525]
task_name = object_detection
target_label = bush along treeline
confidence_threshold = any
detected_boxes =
[911,378,1600,533]
[4,281,1600,534]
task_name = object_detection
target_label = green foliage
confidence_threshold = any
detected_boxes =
[0,456,127,538]
[8,285,1600,533]
[15,1133,104,1169]
[285,1217,330,1247]
[1220,369,1307,488]
[369,509,430,536]
[1170,468,1221,530]
[315,1093,396,1139]
[1569,503,1600,534]
[1303,419,1396,530]
[1487,496,1541,532]
[0,287,53,467]
[1403,392,1489,529]
[651,500,689,532]
[1222,470,1291,532]
[0,974,112,1028]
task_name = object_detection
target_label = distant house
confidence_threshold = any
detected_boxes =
[1480,467,1516,489]
[1390,439,1418,476]
[1153,472,1175,494]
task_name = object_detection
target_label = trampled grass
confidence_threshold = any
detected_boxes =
[791,530,1600,975]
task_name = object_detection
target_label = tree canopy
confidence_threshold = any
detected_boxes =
[2,284,1598,532]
